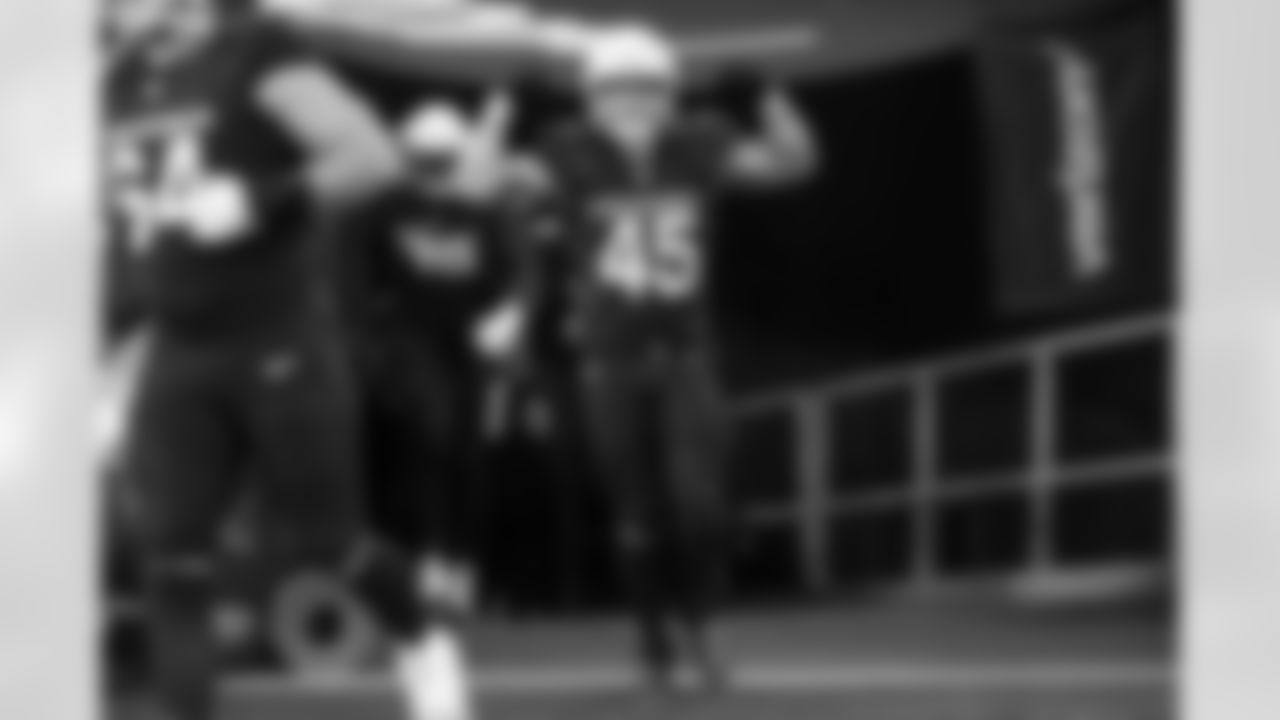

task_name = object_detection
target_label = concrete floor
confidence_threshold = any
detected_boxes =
[175,600,1176,720]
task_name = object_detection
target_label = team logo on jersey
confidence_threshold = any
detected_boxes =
[395,224,481,279]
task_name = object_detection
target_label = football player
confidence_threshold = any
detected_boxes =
[103,0,468,718]
[501,25,819,690]
[349,89,525,619]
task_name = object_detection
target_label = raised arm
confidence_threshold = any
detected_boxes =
[723,79,820,187]
[255,61,405,207]
[437,82,569,205]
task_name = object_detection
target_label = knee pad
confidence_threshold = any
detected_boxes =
[340,540,431,642]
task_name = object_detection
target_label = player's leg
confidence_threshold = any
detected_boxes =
[411,336,475,613]
[528,362,599,610]
[362,326,439,566]
[580,359,675,685]
[123,336,245,720]
[364,327,482,615]
[660,352,732,687]
[244,327,468,719]
[435,342,493,614]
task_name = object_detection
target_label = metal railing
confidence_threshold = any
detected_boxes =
[732,312,1174,593]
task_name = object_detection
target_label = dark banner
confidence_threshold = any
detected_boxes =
[978,2,1174,316]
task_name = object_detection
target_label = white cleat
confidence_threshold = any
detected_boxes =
[394,628,476,720]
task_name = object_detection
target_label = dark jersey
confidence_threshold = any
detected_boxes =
[348,188,517,339]
[105,20,318,338]
[536,116,736,359]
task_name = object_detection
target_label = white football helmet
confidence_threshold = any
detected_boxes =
[401,102,472,157]
[581,25,680,86]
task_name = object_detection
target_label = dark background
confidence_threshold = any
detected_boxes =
[318,44,1172,611]
[330,48,1169,396]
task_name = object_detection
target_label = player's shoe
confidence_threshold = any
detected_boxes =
[678,622,732,694]
[641,656,678,694]
[394,627,476,720]
[637,622,679,694]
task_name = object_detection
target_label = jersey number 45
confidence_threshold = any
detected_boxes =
[595,198,702,302]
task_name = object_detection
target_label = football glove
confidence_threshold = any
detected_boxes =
[174,174,256,245]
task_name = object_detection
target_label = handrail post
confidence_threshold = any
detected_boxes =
[728,315,1170,597]
[1028,345,1058,575]
[796,396,830,592]
[911,371,938,592]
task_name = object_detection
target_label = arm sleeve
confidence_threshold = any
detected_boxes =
[334,188,406,330]
[530,121,588,189]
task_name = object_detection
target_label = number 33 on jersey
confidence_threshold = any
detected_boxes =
[109,120,205,253]
[592,195,704,303]
[108,111,250,253]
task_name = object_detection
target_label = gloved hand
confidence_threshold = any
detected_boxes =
[172,174,256,246]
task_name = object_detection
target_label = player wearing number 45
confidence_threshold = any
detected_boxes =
[103,1,465,719]
[500,25,820,691]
